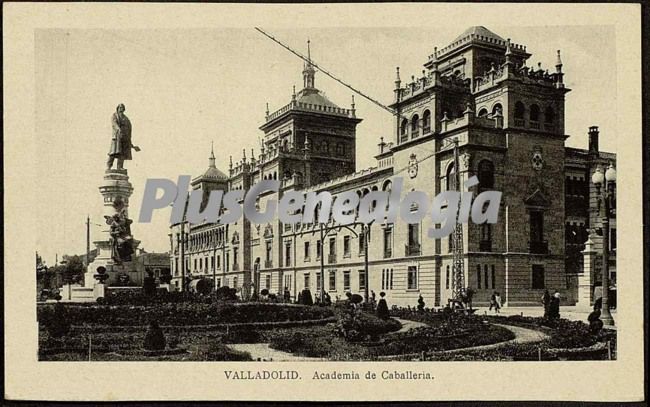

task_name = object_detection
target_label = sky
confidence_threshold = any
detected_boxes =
[34,25,617,266]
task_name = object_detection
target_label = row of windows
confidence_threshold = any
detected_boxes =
[400,110,432,143]
[445,159,495,191]
[303,270,359,292]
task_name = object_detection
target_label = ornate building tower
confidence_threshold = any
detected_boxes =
[389,26,571,306]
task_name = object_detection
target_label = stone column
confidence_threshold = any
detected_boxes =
[577,237,595,309]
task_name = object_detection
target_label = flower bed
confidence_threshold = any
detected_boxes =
[38,302,334,327]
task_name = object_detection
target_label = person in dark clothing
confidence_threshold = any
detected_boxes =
[541,289,551,318]
[588,307,604,333]
[549,291,561,319]
[376,291,390,319]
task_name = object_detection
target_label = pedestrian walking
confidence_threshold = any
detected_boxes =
[494,292,502,314]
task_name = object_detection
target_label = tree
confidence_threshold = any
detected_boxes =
[62,255,84,285]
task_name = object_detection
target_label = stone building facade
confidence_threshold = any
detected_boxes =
[169,26,615,307]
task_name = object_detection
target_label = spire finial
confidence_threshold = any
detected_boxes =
[555,49,563,71]
[292,85,297,100]
[229,155,233,170]
[209,142,216,168]
[307,39,311,62]
[265,102,269,117]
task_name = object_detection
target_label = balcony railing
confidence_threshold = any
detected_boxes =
[529,240,549,254]
[405,243,421,257]
[514,118,525,127]
[264,260,273,269]
[327,254,337,264]
[479,240,492,252]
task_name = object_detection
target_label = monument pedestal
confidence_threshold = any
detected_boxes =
[84,168,143,287]
[576,238,596,310]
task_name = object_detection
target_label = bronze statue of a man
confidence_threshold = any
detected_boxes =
[107,103,140,170]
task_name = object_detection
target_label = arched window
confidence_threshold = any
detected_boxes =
[400,119,408,139]
[411,114,420,138]
[530,104,540,122]
[478,108,488,117]
[478,160,495,189]
[446,162,457,191]
[422,110,431,133]
[514,102,525,119]
[544,106,555,124]
[382,179,392,192]
[492,103,503,116]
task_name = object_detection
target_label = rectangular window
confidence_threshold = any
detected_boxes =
[491,265,496,289]
[446,266,450,289]
[194,258,197,271]
[233,277,238,289]
[390,268,394,290]
[316,273,321,291]
[225,253,229,272]
[383,227,393,258]
[316,240,322,259]
[343,236,351,257]
[610,228,617,251]
[199,258,203,270]
[329,270,336,291]
[382,269,385,290]
[304,273,310,289]
[477,264,482,289]
[217,255,221,269]
[175,258,179,276]
[530,211,544,242]
[532,265,545,289]
[265,274,271,289]
[329,238,336,255]
[285,243,291,266]
[211,257,214,270]
[359,232,366,256]
[358,270,366,291]
[408,223,420,254]
[407,266,418,290]
[343,270,350,291]
[484,265,489,291]
[304,241,311,261]
[233,247,239,266]
[265,241,273,261]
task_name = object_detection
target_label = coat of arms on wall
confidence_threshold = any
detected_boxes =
[408,153,418,179]
[532,147,544,171]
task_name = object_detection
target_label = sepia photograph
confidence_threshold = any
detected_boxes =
[4,2,645,403]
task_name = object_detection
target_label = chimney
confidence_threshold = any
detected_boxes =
[588,126,599,154]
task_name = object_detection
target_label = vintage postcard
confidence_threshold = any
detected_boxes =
[3,2,645,403]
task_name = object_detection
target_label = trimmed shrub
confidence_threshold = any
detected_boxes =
[337,309,401,342]
[143,321,166,351]
[41,302,71,338]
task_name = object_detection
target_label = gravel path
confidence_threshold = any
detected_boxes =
[227,343,325,361]
[392,318,428,333]
[444,323,549,354]
[227,320,549,361]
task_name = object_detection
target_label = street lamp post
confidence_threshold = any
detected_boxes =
[591,163,616,326]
